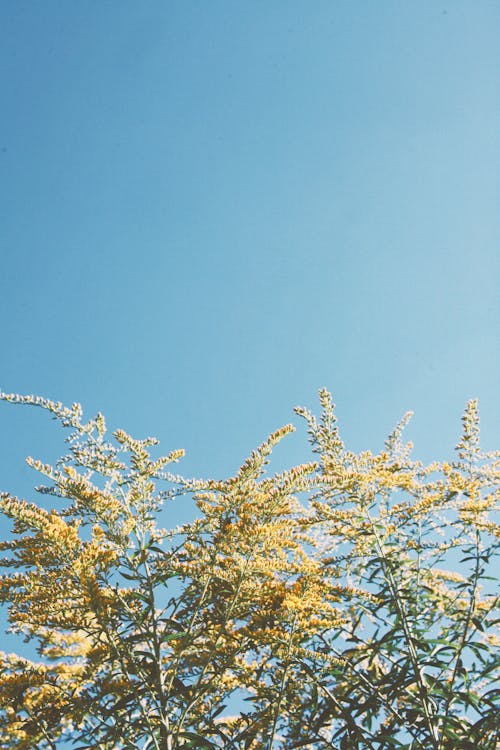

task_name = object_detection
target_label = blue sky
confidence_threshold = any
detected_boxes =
[0,0,498,508]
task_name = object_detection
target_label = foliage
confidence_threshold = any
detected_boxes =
[0,390,498,749]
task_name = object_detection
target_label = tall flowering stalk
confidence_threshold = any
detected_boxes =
[0,390,498,749]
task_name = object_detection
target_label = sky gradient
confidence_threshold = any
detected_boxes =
[0,1,498,509]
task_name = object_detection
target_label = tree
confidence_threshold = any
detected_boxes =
[0,389,498,749]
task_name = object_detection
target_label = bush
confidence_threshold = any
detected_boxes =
[0,390,498,749]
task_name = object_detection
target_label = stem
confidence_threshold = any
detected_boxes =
[307,637,426,749]
[437,527,481,750]
[301,671,371,750]
[162,568,215,726]
[366,508,439,748]
[172,557,251,745]
[267,617,298,749]
[86,576,164,750]
[143,555,172,749]
[29,713,58,750]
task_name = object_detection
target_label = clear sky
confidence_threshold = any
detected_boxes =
[0,1,498,509]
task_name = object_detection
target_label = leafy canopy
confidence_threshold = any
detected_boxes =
[0,390,498,749]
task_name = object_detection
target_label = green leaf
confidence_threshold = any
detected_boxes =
[120,570,142,581]
[178,731,218,748]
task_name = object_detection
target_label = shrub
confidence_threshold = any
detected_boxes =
[0,390,498,749]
